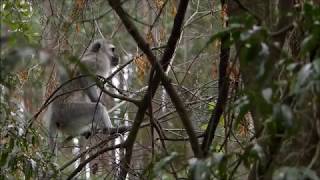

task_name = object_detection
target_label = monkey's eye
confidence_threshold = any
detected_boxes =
[109,44,115,53]
[91,42,101,53]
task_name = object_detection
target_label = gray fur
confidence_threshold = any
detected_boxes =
[45,39,119,152]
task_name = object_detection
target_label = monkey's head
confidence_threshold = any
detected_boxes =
[89,39,119,67]
[80,39,119,77]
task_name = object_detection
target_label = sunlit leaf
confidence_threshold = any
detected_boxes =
[200,123,208,130]
[208,102,216,110]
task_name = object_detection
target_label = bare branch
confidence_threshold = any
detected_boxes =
[67,143,125,180]
[201,0,231,155]
[107,0,203,179]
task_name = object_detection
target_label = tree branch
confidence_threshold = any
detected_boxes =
[67,143,125,180]
[201,0,230,155]
[107,0,203,179]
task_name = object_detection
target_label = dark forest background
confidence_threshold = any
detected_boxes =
[1,0,319,179]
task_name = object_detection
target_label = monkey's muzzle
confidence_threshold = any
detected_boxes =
[111,56,119,66]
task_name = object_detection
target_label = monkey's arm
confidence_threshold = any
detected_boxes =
[79,76,101,102]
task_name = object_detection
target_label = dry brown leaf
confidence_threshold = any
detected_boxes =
[146,30,155,45]
[76,0,85,9]
[159,26,166,41]
[211,62,218,80]
[238,124,248,137]
[155,0,164,9]
[239,112,253,137]
[45,71,59,100]
[76,23,80,33]
[221,4,228,27]
[133,54,150,83]
[221,4,228,20]
[211,60,239,81]
[170,0,177,16]
[227,63,240,82]
[18,70,28,83]
[213,39,220,49]
[70,0,85,22]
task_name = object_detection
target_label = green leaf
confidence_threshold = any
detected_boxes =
[23,159,33,180]
[240,26,263,41]
[0,151,9,167]
[153,152,178,177]
[233,95,250,131]
[208,102,216,111]
[273,104,293,130]
[256,43,270,78]
[7,154,17,169]
[239,42,261,64]
[189,158,210,180]
[0,174,5,180]
[301,35,319,55]
[203,26,241,51]
[8,138,15,151]
[250,143,265,161]
[313,59,320,74]
[273,167,320,180]
[200,123,208,131]
[294,63,313,93]
[262,88,272,104]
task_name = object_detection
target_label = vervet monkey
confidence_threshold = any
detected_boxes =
[45,39,119,151]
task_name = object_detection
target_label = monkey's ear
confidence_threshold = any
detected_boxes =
[91,42,101,53]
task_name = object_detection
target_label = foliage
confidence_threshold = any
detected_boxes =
[0,47,55,179]
[0,1,53,179]
[0,0,319,179]
[185,1,320,179]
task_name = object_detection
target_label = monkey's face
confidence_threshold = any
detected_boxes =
[90,39,119,67]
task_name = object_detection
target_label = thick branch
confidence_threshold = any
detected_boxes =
[108,0,201,157]
[107,0,203,179]
[201,31,230,155]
